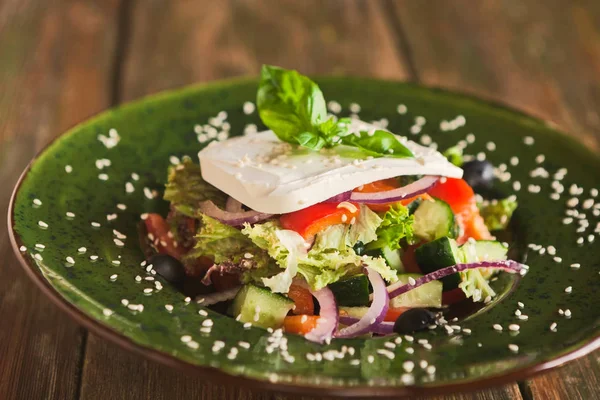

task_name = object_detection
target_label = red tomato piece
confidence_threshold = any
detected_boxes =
[283,315,320,335]
[287,284,314,315]
[144,213,184,259]
[384,307,409,322]
[401,245,423,274]
[280,202,360,239]
[428,178,475,213]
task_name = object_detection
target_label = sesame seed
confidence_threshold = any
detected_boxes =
[402,361,415,372]
[523,136,535,145]
[202,319,213,327]
[376,349,395,360]
[405,347,414,354]
[117,203,127,210]
[187,341,199,350]
[109,274,118,281]
[397,104,407,114]
[35,243,45,250]
[553,257,562,263]
[565,286,573,293]
[493,324,503,331]
[91,222,101,228]
[508,344,519,353]
[125,182,135,193]
[33,198,42,206]
[535,154,545,163]
[66,256,75,264]
[34,253,43,261]
[426,365,436,374]
[550,322,558,331]
[518,314,529,321]
[143,288,152,294]
[38,221,48,228]
[66,212,75,218]
[90,255,98,261]
[181,335,192,343]
[98,173,109,181]
[508,324,520,332]
[408,277,416,286]
[19,246,27,252]
[565,309,572,317]
[65,165,73,173]
[113,238,125,247]
[570,263,581,269]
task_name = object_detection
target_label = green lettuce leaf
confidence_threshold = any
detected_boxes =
[185,214,271,270]
[347,204,383,246]
[164,156,227,216]
[242,221,397,290]
[478,198,518,231]
[366,203,415,251]
[443,145,464,167]
[459,269,496,302]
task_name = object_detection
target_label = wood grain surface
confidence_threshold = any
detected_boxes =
[0,0,598,399]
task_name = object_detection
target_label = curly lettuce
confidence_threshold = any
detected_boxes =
[366,203,415,251]
[242,221,397,291]
[164,156,227,216]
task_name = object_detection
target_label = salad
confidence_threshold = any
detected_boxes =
[141,65,526,343]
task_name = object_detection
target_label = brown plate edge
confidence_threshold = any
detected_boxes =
[6,79,600,399]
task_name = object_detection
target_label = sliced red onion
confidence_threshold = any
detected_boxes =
[196,286,241,306]
[339,316,395,335]
[350,175,440,204]
[300,284,338,343]
[335,268,389,338]
[225,196,244,213]
[323,191,352,203]
[387,260,528,299]
[199,200,273,226]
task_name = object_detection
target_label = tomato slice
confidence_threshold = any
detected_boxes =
[283,315,320,335]
[401,245,423,274]
[144,213,184,259]
[442,287,466,305]
[287,284,314,315]
[428,178,475,213]
[384,307,409,322]
[280,202,360,239]
[354,179,433,212]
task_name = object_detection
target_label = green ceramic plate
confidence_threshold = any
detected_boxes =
[8,77,600,397]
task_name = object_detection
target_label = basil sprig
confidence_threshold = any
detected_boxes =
[257,65,414,158]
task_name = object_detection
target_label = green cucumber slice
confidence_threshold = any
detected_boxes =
[329,274,370,307]
[415,236,462,290]
[413,198,456,241]
[460,240,508,279]
[381,246,404,271]
[390,273,442,308]
[231,284,294,329]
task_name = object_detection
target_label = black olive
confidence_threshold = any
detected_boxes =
[148,254,186,283]
[353,241,366,255]
[462,160,494,189]
[393,308,437,334]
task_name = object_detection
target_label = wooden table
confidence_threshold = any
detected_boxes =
[1,1,599,399]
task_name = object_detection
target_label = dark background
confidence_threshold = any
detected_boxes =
[1,1,599,399]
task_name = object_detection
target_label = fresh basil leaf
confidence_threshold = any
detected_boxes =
[342,130,414,158]
[257,65,327,147]
[297,131,327,150]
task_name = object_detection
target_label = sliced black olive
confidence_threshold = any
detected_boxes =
[149,254,186,283]
[393,308,437,334]
[462,160,494,189]
[353,241,366,256]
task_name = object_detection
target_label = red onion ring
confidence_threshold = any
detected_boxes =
[335,268,389,338]
[323,191,352,203]
[350,175,440,204]
[196,286,241,305]
[387,260,528,299]
[301,283,338,343]
[339,316,395,335]
[199,200,273,226]
[225,196,244,213]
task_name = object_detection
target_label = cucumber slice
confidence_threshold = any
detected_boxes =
[406,198,423,214]
[460,240,508,279]
[390,273,442,308]
[415,236,462,290]
[381,246,404,271]
[413,198,456,241]
[329,274,370,306]
[231,284,294,329]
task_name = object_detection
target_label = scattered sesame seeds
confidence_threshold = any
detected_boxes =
[523,136,535,145]
[143,288,153,294]
[550,322,558,331]
[90,255,98,261]
[402,361,415,372]
[508,324,520,332]
[553,257,562,263]
[486,142,496,151]
[408,277,416,286]
[125,182,135,193]
[493,324,503,331]
[91,221,101,228]
[66,212,75,218]
[397,104,407,114]
[98,173,109,181]
[113,238,125,247]
[508,344,519,353]
[426,365,436,375]
[570,263,581,269]
[109,274,118,281]
[34,253,43,261]
[565,286,573,293]
[33,198,42,206]
[65,165,73,173]
[180,335,192,343]
[19,246,27,252]
[66,256,75,264]
[35,243,45,250]
[38,220,48,229]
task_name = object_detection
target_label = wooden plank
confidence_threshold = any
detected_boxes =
[119,0,410,102]
[391,0,600,149]
[0,0,121,399]
[524,354,600,400]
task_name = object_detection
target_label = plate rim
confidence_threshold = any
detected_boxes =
[7,76,600,398]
